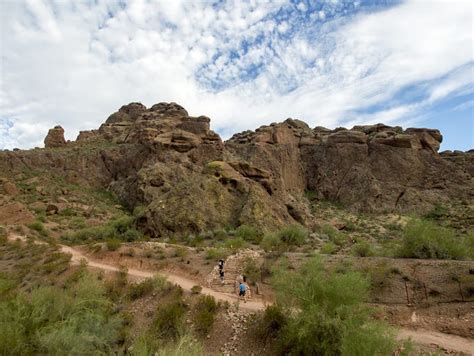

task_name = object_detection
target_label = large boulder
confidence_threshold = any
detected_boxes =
[44,126,66,148]
[405,128,442,153]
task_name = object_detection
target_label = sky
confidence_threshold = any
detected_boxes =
[0,0,473,151]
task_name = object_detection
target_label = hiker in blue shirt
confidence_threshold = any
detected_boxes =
[239,275,248,303]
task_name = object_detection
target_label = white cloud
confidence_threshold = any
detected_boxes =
[0,0,472,149]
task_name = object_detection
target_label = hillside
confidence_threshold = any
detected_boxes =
[1,101,473,237]
[0,102,473,355]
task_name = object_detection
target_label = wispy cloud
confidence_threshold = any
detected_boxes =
[0,0,472,149]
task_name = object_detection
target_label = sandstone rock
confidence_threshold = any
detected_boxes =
[327,130,368,145]
[118,102,147,120]
[76,130,100,142]
[149,102,188,117]
[372,134,422,149]
[405,128,442,153]
[46,204,59,215]
[0,202,35,224]
[3,100,473,238]
[44,125,66,148]
[353,123,402,135]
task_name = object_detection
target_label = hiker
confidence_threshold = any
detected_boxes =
[239,281,247,303]
[218,259,225,283]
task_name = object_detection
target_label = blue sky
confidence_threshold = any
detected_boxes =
[0,0,472,151]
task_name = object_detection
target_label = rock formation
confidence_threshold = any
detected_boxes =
[0,101,472,238]
[44,125,66,148]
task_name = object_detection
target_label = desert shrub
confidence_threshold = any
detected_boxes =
[260,233,282,252]
[254,305,287,341]
[243,258,261,285]
[128,278,154,300]
[193,295,218,335]
[61,215,142,245]
[205,247,228,260]
[424,203,449,220]
[152,297,186,340]
[321,224,345,246]
[191,285,202,294]
[365,263,391,290]
[156,334,205,356]
[106,238,121,251]
[213,229,228,240]
[59,207,76,216]
[352,241,375,257]
[235,224,262,243]
[69,217,86,229]
[131,333,204,356]
[0,273,123,356]
[271,256,397,356]
[397,219,471,260]
[320,242,338,255]
[224,237,246,250]
[28,221,48,237]
[276,225,307,246]
[122,228,141,242]
[173,246,188,258]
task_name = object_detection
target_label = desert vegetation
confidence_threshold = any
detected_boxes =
[254,256,401,356]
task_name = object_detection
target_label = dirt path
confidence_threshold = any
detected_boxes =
[60,244,266,312]
[7,234,474,353]
[397,329,474,355]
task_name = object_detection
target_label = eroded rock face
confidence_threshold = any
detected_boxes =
[1,104,471,238]
[44,126,66,148]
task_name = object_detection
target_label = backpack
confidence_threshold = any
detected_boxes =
[239,283,246,292]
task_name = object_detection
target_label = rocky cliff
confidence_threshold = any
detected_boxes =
[1,102,472,237]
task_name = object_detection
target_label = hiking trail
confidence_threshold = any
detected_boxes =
[7,234,474,354]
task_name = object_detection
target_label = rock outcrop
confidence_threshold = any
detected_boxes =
[44,125,66,148]
[0,101,472,238]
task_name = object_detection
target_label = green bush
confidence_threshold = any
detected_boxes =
[173,246,188,258]
[254,305,287,341]
[271,256,397,356]
[59,208,76,216]
[321,224,345,246]
[320,242,338,255]
[235,225,262,243]
[61,215,142,245]
[424,204,448,220]
[352,241,375,257]
[243,258,261,285]
[191,285,202,294]
[260,233,283,252]
[205,247,228,261]
[276,225,307,246]
[193,295,218,335]
[128,276,168,300]
[28,221,48,237]
[106,238,121,251]
[128,277,161,300]
[152,297,186,340]
[156,334,205,356]
[224,237,246,250]
[0,273,123,356]
[260,226,307,252]
[131,333,205,356]
[397,219,471,260]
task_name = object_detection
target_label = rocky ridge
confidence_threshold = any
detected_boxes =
[0,101,472,237]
